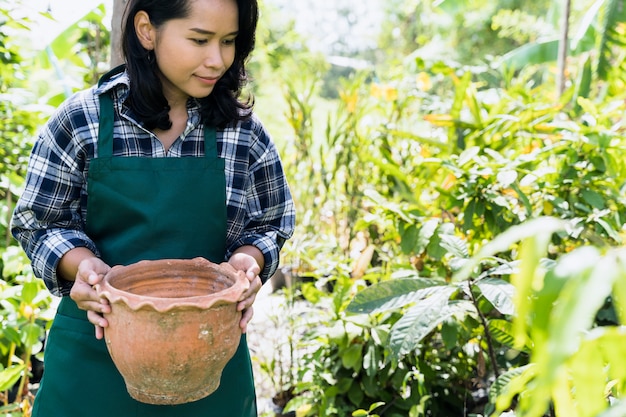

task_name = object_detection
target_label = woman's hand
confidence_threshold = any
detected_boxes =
[69,256,112,340]
[228,246,264,333]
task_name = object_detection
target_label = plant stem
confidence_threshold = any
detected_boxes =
[3,343,16,406]
[5,190,12,248]
[468,281,500,378]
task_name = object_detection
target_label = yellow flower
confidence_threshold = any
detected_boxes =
[442,173,456,190]
[416,72,432,91]
[296,403,313,417]
[370,83,397,102]
[340,91,359,113]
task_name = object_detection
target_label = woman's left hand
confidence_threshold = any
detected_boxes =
[228,246,264,333]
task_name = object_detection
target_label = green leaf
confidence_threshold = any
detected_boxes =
[569,337,609,417]
[490,364,536,411]
[348,382,365,407]
[592,326,626,388]
[346,278,446,314]
[457,146,480,166]
[389,288,469,358]
[612,250,626,323]
[369,402,385,412]
[439,234,469,258]
[363,344,378,377]
[547,247,616,358]
[453,217,567,282]
[22,323,43,348]
[341,344,363,371]
[488,319,530,352]
[21,281,39,305]
[400,224,420,255]
[496,170,517,188]
[476,278,515,315]
[597,400,626,417]
[572,55,592,111]
[581,189,605,209]
[416,219,440,254]
[497,38,560,69]
[440,321,460,350]
[0,364,25,391]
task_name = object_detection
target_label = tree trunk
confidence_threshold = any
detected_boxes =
[556,0,571,98]
[110,0,128,67]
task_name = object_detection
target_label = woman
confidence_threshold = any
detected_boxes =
[11,0,295,415]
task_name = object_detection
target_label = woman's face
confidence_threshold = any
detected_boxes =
[138,0,239,106]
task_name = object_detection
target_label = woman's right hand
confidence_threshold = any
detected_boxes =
[69,256,112,340]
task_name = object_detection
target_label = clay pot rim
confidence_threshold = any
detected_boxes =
[96,257,249,313]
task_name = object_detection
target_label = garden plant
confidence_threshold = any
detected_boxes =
[1,0,625,416]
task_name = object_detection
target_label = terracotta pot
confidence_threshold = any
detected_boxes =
[96,257,249,405]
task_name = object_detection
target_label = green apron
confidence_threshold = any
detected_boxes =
[32,69,257,417]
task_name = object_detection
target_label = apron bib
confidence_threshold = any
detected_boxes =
[32,69,257,417]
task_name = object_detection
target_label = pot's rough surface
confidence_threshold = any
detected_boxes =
[97,257,249,405]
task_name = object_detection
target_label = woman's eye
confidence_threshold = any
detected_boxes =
[192,38,208,45]
[223,38,236,45]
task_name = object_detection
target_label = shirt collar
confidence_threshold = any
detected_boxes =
[94,68,130,103]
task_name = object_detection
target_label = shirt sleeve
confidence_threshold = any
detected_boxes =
[11,102,99,297]
[225,119,295,283]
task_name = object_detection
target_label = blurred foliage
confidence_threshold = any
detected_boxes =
[1,0,626,416]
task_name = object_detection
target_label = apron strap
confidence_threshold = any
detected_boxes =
[97,94,115,158]
[96,89,218,159]
[203,126,217,159]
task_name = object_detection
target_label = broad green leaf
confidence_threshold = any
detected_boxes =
[341,344,363,371]
[491,364,536,410]
[348,383,365,408]
[488,319,530,353]
[22,322,43,348]
[596,400,626,417]
[569,338,610,417]
[596,218,622,242]
[400,224,420,255]
[363,344,377,377]
[596,0,626,80]
[439,234,468,258]
[572,55,593,111]
[389,288,469,358]
[497,38,560,69]
[416,219,440,254]
[453,216,566,282]
[449,72,473,150]
[369,402,385,413]
[336,377,353,394]
[0,364,25,391]
[591,325,626,385]
[581,189,605,209]
[476,278,515,316]
[458,146,480,166]
[21,281,39,305]
[2,327,21,345]
[519,247,616,417]
[571,0,605,50]
[612,249,626,323]
[496,170,517,188]
[551,368,576,417]
[512,232,553,350]
[547,247,616,359]
[346,278,446,314]
[440,321,460,350]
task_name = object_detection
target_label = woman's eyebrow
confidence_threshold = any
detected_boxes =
[189,28,239,36]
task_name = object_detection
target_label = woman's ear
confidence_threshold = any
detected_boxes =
[134,11,155,50]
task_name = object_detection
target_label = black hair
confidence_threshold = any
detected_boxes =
[121,0,258,129]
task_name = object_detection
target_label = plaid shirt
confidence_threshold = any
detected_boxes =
[11,70,295,296]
